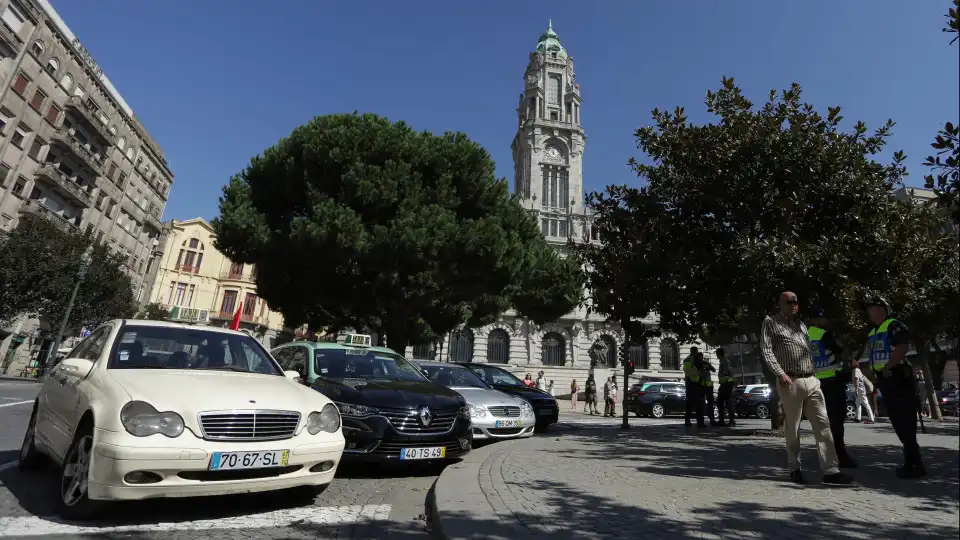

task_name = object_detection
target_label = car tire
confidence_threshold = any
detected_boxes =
[845,403,857,421]
[57,424,106,521]
[633,409,641,418]
[651,403,665,418]
[19,404,46,472]
[755,404,770,420]
[535,421,550,433]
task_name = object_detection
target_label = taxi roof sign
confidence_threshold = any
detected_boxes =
[345,333,372,347]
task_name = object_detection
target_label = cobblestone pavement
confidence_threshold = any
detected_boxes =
[0,382,441,539]
[435,419,960,539]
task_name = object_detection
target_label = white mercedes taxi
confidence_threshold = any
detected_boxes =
[19,320,345,520]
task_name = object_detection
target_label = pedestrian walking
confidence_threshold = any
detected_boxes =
[684,347,705,427]
[523,373,534,387]
[603,377,613,416]
[584,375,599,415]
[700,354,718,426]
[535,371,546,391]
[570,379,580,410]
[806,307,858,468]
[865,297,925,478]
[715,348,737,426]
[853,365,875,423]
[760,290,853,485]
[547,379,555,397]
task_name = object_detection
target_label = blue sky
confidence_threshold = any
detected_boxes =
[51,0,959,221]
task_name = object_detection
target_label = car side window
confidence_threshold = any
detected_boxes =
[647,384,662,393]
[288,347,308,376]
[271,348,291,370]
[70,326,111,363]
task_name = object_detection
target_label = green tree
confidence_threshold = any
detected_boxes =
[135,302,171,320]
[0,215,135,331]
[213,113,582,353]
[923,0,960,225]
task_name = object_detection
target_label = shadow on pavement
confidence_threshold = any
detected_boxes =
[335,459,453,480]
[0,449,19,466]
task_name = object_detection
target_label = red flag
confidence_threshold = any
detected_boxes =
[229,302,243,330]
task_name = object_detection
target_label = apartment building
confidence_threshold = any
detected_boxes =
[0,0,172,376]
[148,218,285,347]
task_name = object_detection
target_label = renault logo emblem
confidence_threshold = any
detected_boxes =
[418,406,433,426]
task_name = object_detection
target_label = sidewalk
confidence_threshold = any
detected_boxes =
[0,376,38,384]
[433,420,960,539]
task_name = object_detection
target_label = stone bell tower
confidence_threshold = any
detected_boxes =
[511,20,587,246]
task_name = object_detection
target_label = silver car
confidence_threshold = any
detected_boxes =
[415,361,537,440]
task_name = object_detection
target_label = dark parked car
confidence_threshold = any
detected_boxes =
[458,363,559,431]
[937,389,959,417]
[736,384,773,419]
[307,335,472,463]
[628,381,719,419]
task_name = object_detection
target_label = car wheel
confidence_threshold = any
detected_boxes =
[535,421,550,433]
[651,403,666,418]
[845,403,857,421]
[755,404,770,419]
[19,405,46,472]
[57,425,105,520]
[633,409,642,418]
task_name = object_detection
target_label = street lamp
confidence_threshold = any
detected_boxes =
[42,246,93,373]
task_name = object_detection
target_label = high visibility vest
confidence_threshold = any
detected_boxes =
[700,366,713,387]
[717,362,736,384]
[809,326,837,379]
[683,356,700,383]
[868,318,909,372]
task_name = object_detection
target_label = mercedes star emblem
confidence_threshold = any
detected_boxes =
[418,406,433,427]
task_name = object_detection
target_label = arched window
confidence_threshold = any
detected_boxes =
[449,329,474,363]
[598,334,617,368]
[627,341,649,370]
[109,125,118,136]
[541,332,566,366]
[117,136,126,150]
[176,237,205,273]
[126,147,135,161]
[412,343,435,360]
[45,58,60,76]
[660,339,680,371]
[486,329,510,364]
[30,40,43,57]
[59,73,73,91]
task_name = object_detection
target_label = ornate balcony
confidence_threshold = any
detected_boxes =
[174,263,200,274]
[0,20,23,54]
[64,96,116,145]
[120,196,146,223]
[144,210,162,232]
[18,200,80,234]
[33,164,93,208]
[50,128,105,175]
[219,270,256,283]
[211,311,260,324]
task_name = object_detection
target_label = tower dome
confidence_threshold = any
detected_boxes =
[535,20,567,59]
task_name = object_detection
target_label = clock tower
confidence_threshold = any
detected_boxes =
[511,20,587,246]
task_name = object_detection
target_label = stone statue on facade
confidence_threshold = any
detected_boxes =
[588,338,608,369]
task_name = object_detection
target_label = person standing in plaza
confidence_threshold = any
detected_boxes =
[570,379,580,411]
[715,348,737,426]
[536,370,546,391]
[760,290,853,485]
[806,307,858,468]
[864,297,925,478]
[603,376,614,417]
[683,347,705,427]
[700,352,718,426]
[584,375,599,414]
[853,364,875,423]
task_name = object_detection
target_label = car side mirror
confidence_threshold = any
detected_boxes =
[58,358,94,379]
[284,370,301,380]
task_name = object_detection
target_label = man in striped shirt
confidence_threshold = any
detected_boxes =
[760,291,854,485]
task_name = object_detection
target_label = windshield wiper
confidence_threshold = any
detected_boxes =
[201,366,255,373]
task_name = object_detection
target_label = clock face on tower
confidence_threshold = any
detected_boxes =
[545,147,562,161]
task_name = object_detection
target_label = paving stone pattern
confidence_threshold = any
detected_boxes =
[435,420,960,539]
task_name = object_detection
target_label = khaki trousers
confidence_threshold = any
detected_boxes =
[780,375,840,475]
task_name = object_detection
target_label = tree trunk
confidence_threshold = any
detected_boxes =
[915,337,943,421]
[760,361,784,430]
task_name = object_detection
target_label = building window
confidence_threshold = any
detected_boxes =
[628,342,649,370]
[28,137,44,160]
[29,40,43,57]
[449,328,474,363]
[541,332,566,366]
[176,238,205,273]
[548,75,561,105]
[486,329,510,364]
[186,284,195,306]
[12,73,29,95]
[29,88,45,111]
[243,293,257,316]
[1,4,26,33]
[107,162,117,179]
[59,73,74,91]
[660,339,680,371]
[411,343,435,360]
[73,84,85,98]
[0,163,10,187]
[117,136,126,150]
[220,290,238,314]
[12,176,27,197]
[45,104,61,125]
[126,147,134,161]
[45,58,60,76]
[11,126,26,148]
[109,125,118,135]
[170,282,187,306]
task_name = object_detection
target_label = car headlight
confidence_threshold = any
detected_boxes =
[467,403,486,419]
[120,401,184,438]
[307,403,341,434]
[334,402,378,418]
[519,401,535,418]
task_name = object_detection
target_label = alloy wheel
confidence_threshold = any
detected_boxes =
[651,403,665,418]
[756,404,770,419]
[61,435,93,507]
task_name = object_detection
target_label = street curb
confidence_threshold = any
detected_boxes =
[431,439,529,540]
[0,376,39,384]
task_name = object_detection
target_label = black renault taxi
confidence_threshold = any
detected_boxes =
[458,362,559,431]
[305,335,472,462]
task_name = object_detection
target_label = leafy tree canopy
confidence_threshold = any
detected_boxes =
[923,0,960,225]
[0,215,135,330]
[213,113,582,352]
[135,302,171,320]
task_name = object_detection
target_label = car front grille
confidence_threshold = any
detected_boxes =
[379,406,459,435]
[198,410,301,441]
[487,406,521,418]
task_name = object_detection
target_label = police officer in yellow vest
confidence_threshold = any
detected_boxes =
[865,297,925,478]
[806,307,858,469]
[700,352,718,426]
[684,347,705,427]
[715,348,737,426]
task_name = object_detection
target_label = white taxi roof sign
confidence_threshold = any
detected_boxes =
[345,333,372,347]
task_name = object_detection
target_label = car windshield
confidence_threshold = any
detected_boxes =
[467,365,525,387]
[420,364,489,388]
[314,348,427,382]
[107,325,282,375]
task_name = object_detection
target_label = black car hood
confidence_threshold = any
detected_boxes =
[491,384,555,402]
[312,377,465,409]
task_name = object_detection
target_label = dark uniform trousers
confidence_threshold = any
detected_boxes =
[717,382,736,424]
[877,369,923,467]
[685,379,704,424]
[820,377,849,460]
[702,385,716,422]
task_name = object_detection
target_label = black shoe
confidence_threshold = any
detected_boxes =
[838,457,859,469]
[896,465,927,479]
[789,470,806,485]
[823,472,855,485]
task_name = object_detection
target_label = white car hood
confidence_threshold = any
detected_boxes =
[454,387,524,406]
[109,370,321,430]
